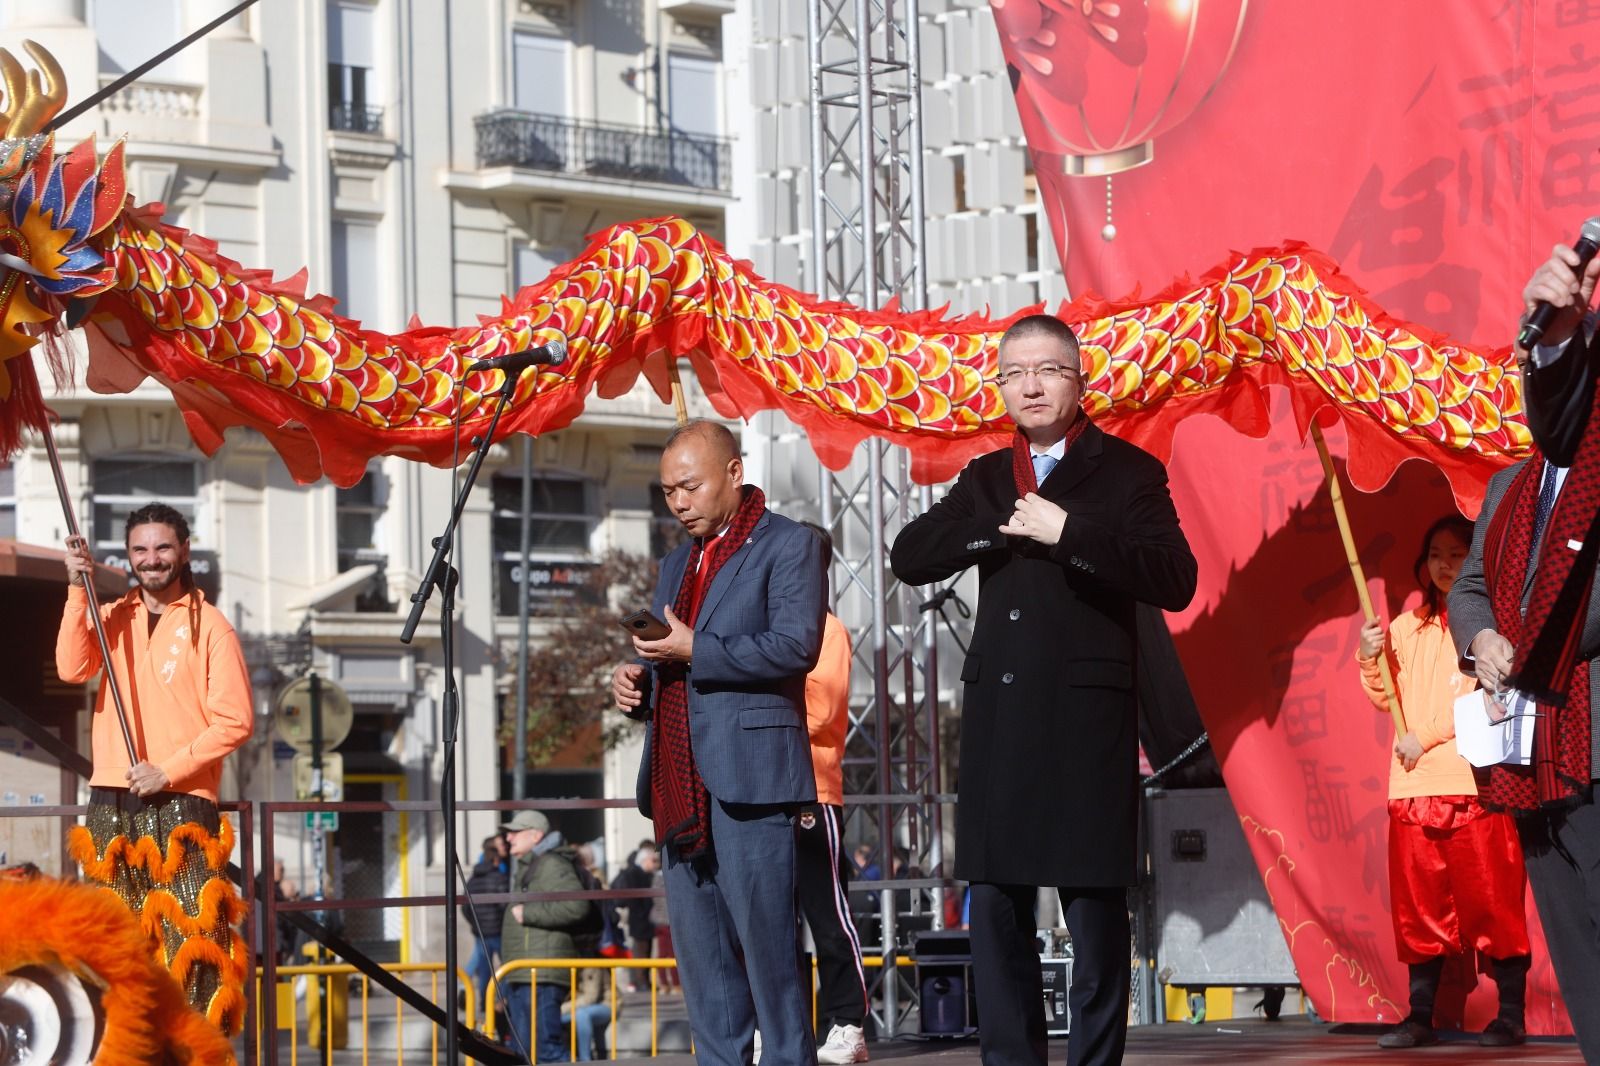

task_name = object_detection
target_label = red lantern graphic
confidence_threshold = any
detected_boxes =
[995,0,1250,175]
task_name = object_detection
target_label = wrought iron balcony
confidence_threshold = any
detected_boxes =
[474,110,731,193]
[330,103,385,135]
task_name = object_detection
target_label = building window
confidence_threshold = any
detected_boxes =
[513,31,569,115]
[328,1,382,133]
[91,0,186,81]
[666,53,721,186]
[491,472,596,615]
[337,470,393,612]
[91,457,199,551]
[514,242,568,292]
[667,53,720,136]
[0,461,15,540]
[331,219,381,327]
[336,472,385,572]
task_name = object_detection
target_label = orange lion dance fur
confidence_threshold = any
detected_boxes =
[0,873,237,1064]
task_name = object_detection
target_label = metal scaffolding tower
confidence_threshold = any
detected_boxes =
[806,0,945,1037]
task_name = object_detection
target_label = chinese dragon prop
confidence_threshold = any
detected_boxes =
[0,45,1527,513]
[0,35,1538,1054]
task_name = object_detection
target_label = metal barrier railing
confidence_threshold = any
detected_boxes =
[482,955,918,1062]
[258,961,475,1066]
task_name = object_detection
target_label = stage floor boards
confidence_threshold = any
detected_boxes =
[632,1017,1582,1066]
[261,1015,1584,1063]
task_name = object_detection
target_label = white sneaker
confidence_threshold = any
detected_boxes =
[816,1024,868,1064]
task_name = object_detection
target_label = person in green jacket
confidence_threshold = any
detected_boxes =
[499,809,598,1062]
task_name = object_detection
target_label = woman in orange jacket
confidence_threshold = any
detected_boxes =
[1357,514,1532,1050]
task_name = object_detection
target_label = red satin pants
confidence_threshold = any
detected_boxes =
[1388,796,1530,964]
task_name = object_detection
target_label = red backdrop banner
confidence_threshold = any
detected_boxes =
[995,0,1598,1031]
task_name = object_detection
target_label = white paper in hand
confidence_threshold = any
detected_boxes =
[1453,689,1536,767]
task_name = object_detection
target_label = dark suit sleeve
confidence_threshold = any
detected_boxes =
[690,524,826,683]
[1051,457,1197,612]
[1525,317,1598,466]
[1447,470,1511,668]
[890,462,1008,585]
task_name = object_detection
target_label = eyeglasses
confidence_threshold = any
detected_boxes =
[994,364,1082,388]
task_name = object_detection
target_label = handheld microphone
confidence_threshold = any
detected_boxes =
[466,337,568,376]
[1518,217,1600,350]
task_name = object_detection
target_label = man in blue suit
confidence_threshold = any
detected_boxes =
[612,419,825,1066]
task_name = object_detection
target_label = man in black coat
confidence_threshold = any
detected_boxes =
[892,314,1197,1066]
[463,834,509,1006]
[609,842,660,992]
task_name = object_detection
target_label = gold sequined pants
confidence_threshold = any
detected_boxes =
[69,788,248,1035]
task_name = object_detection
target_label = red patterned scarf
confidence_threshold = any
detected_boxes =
[1481,411,1600,810]
[650,485,767,859]
[1011,415,1090,497]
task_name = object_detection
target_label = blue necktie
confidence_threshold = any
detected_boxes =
[1530,461,1559,561]
[1032,452,1058,486]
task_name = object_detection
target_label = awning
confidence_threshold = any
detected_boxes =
[0,539,127,598]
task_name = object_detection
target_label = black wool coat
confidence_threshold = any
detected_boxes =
[891,425,1197,887]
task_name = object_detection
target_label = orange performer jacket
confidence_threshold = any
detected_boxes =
[56,583,254,803]
[805,612,852,807]
[1356,606,1479,800]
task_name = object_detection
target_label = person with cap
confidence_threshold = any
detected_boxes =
[499,809,600,1062]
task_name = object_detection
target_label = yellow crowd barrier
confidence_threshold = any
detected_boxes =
[255,960,475,1066]
[484,955,915,1063]
[255,954,914,1065]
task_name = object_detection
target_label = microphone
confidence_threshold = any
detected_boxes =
[1518,217,1600,350]
[466,337,568,376]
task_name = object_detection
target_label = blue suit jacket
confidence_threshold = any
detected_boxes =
[632,508,825,812]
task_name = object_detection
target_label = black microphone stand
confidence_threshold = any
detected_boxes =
[401,369,521,1064]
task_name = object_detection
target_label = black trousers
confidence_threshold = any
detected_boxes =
[969,883,1129,1066]
[1518,790,1600,1062]
[795,803,869,1030]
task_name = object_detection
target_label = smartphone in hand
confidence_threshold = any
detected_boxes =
[619,609,672,641]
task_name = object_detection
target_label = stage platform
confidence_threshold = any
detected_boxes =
[631,1018,1582,1066]
[261,1015,1584,1063]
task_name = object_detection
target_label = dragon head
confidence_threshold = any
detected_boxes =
[0,41,128,454]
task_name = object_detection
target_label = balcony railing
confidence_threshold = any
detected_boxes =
[474,110,731,193]
[330,102,385,135]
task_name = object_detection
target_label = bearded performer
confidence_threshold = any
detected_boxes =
[1447,240,1600,1060]
[891,315,1197,1066]
[611,419,825,1066]
[57,502,254,1036]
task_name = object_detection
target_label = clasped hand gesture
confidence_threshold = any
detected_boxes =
[999,493,1067,547]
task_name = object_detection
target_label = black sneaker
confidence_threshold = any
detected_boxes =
[1377,1019,1439,1048]
[1480,1018,1526,1047]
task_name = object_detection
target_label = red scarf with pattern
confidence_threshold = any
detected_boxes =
[1011,415,1090,497]
[1481,423,1600,810]
[649,486,767,859]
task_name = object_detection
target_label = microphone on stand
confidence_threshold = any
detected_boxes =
[466,336,568,376]
[1518,217,1600,350]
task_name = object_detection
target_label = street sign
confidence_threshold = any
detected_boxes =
[304,811,339,831]
[274,673,354,754]
[293,751,344,802]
